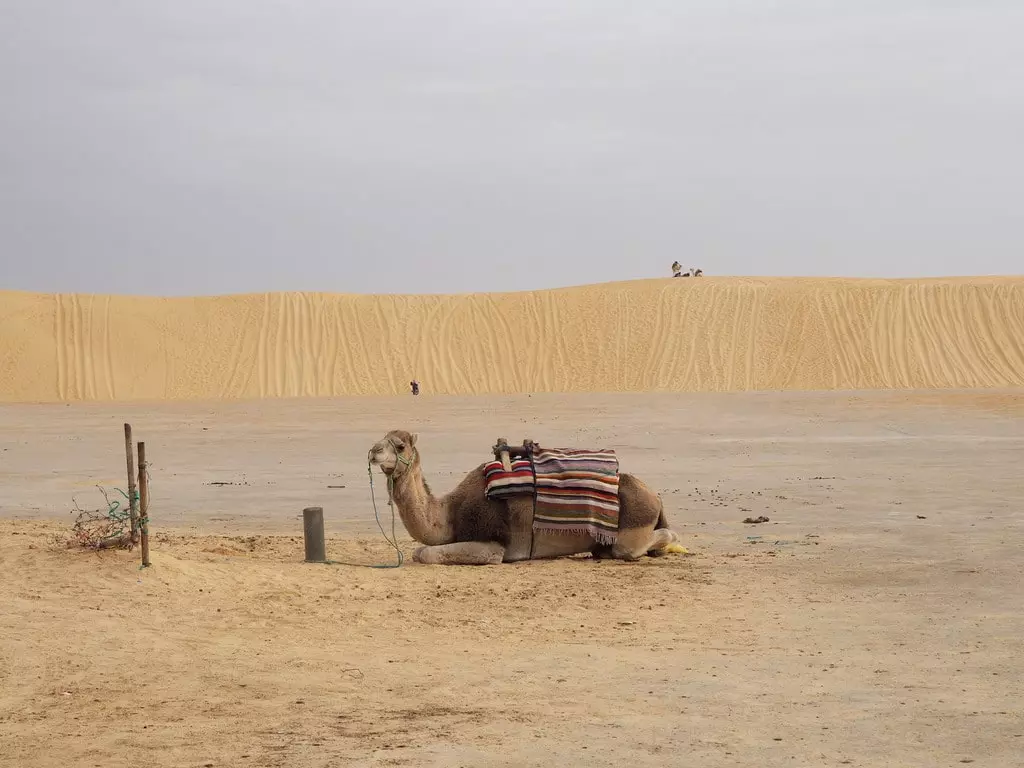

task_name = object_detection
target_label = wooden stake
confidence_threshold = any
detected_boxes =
[303,507,326,563]
[124,423,139,546]
[496,437,512,471]
[138,441,151,567]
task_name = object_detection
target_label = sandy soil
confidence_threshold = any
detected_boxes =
[1,390,1022,767]
[3,277,1024,402]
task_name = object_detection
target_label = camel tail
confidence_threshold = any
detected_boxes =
[655,499,669,530]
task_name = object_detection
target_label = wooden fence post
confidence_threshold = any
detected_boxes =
[124,423,139,545]
[138,441,151,567]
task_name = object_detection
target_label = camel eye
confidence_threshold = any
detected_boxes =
[395,442,405,452]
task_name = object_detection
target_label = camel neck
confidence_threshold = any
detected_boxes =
[388,464,453,546]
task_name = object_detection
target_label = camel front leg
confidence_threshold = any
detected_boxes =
[412,541,506,565]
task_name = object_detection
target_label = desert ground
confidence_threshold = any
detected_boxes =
[1,389,1022,767]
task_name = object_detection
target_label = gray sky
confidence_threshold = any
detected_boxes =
[1,1,1022,296]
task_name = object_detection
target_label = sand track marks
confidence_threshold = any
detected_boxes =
[4,277,1024,401]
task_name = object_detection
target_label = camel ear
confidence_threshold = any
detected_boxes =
[410,433,418,446]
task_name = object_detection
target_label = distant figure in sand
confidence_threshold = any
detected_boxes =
[672,263,704,278]
[410,380,420,396]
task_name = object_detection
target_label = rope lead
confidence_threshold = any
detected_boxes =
[321,461,404,569]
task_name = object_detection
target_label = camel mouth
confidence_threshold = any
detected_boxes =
[369,455,396,476]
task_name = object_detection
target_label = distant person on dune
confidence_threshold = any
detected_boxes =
[671,263,704,278]
[410,380,420,396]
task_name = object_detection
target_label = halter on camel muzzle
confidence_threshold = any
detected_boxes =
[372,436,417,477]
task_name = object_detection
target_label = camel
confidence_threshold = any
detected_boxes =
[367,430,687,565]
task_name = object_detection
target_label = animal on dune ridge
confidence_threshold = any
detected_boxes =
[367,430,686,565]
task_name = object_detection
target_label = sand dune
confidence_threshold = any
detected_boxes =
[1,277,1023,402]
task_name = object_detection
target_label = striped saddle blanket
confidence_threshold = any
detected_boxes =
[482,448,620,545]
[482,459,535,499]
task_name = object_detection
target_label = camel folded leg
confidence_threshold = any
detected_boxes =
[501,497,535,562]
[646,528,688,556]
[413,541,506,565]
[610,527,686,561]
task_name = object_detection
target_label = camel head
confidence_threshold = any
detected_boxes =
[367,430,419,476]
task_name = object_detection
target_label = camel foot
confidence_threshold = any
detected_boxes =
[659,542,689,555]
[604,527,686,560]
[645,528,687,557]
[413,541,506,565]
